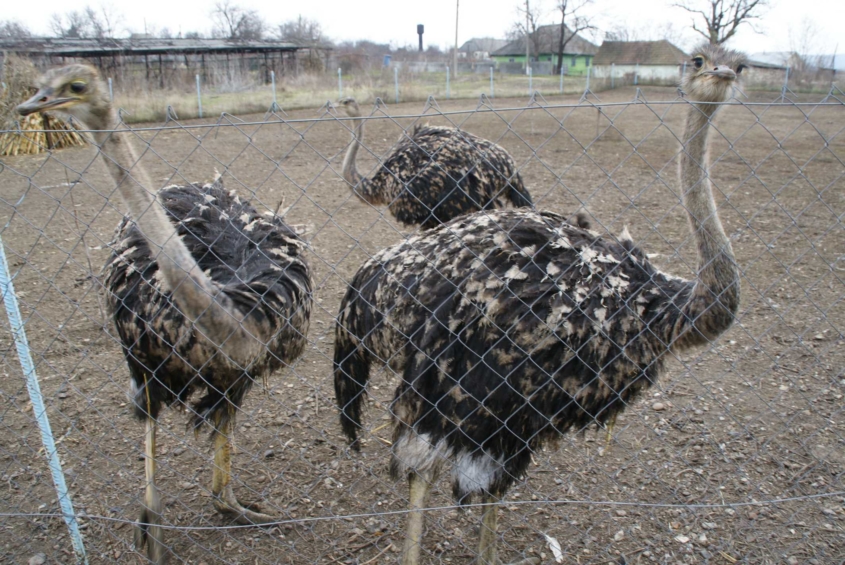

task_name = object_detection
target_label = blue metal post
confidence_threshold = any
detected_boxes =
[394,67,399,103]
[560,63,564,93]
[611,63,615,89]
[338,68,343,99]
[0,236,88,564]
[586,66,591,91]
[271,70,277,108]
[528,66,532,94]
[490,66,494,98]
[634,63,639,86]
[446,66,451,99]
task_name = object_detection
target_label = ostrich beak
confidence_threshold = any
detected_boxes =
[704,66,737,81]
[17,88,78,116]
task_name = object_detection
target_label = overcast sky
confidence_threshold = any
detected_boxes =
[4,0,842,55]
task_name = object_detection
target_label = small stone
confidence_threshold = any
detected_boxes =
[29,555,46,565]
[615,509,627,517]
[696,533,708,545]
[614,530,625,541]
[172,447,185,456]
[787,557,798,565]
[652,402,666,411]
[702,522,717,530]
[674,535,690,544]
[264,449,275,458]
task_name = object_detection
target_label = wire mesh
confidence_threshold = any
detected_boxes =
[0,84,843,565]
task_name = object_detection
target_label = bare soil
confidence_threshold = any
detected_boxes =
[0,86,843,565]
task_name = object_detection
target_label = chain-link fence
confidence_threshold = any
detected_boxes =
[0,84,843,565]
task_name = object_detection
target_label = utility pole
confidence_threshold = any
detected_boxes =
[525,0,531,75]
[454,0,460,77]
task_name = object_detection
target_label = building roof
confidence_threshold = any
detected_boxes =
[593,40,687,66]
[459,37,508,54]
[492,25,598,57]
[0,37,327,57]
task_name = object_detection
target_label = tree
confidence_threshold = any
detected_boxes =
[277,16,326,45]
[505,0,544,65]
[554,0,594,74]
[673,0,767,45]
[0,20,32,39]
[210,1,265,40]
[604,22,689,50]
[49,4,124,38]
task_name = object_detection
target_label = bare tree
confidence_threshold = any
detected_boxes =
[0,20,32,39]
[604,22,689,50]
[505,1,544,62]
[554,0,594,74]
[211,1,265,40]
[86,4,124,38]
[673,0,767,45]
[51,11,93,38]
[788,17,826,75]
[277,16,326,45]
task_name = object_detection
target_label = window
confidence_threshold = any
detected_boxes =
[585,57,591,67]
[571,56,577,67]
[509,58,515,62]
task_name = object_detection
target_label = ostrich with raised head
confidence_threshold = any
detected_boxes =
[334,44,745,565]
[18,65,313,563]
[338,97,533,229]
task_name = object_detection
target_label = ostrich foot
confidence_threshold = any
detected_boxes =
[213,483,278,524]
[135,504,167,563]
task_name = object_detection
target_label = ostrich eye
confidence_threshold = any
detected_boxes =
[69,81,87,94]
[692,57,704,69]
[736,64,746,75]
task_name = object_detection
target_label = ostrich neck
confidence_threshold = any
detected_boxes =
[673,102,740,346]
[342,117,364,187]
[92,108,263,365]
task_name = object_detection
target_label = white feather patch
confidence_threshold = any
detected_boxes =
[544,534,564,563]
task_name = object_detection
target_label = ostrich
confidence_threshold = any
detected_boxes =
[338,97,533,229]
[18,65,313,563]
[334,44,745,565]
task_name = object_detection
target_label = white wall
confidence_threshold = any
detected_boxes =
[593,64,682,81]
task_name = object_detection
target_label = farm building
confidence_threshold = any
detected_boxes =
[591,40,687,84]
[458,37,508,61]
[0,37,331,89]
[491,24,597,75]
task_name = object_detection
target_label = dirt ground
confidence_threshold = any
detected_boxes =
[0,86,843,565]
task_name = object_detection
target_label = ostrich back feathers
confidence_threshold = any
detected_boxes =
[335,209,695,501]
[105,180,313,426]
[360,125,532,229]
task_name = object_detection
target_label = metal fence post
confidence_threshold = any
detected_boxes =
[634,63,639,86]
[394,67,399,103]
[338,68,343,99]
[611,63,615,89]
[528,66,533,95]
[0,236,88,565]
[271,70,277,109]
[586,66,591,91]
[783,66,790,94]
[490,66,494,98]
[560,63,564,93]
[195,74,202,118]
[446,66,451,99]
[107,77,113,102]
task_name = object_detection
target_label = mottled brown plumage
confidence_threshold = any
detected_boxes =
[18,64,313,564]
[339,97,533,229]
[334,43,745,565]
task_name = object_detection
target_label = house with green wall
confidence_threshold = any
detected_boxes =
[491,24,597,75]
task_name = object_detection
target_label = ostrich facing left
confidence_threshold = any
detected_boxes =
[18,65,314,563]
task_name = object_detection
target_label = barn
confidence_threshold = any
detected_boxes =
[591,40,687,84]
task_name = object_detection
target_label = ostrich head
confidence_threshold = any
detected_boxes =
[17,64,110,129]
[337,97,362,118]
[681,43,747,103]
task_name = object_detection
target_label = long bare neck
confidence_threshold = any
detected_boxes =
[92,109,264,366]
[342,117,364,187]
[672,101,740,347]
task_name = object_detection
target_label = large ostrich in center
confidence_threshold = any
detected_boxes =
[18,65,313,563]
[338,97,533,229]
[334,44,745,565]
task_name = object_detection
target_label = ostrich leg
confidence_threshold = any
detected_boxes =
[477,492,540,565]
[135,417,167,564]
[401,472,432,565]
[211,417,277,523]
